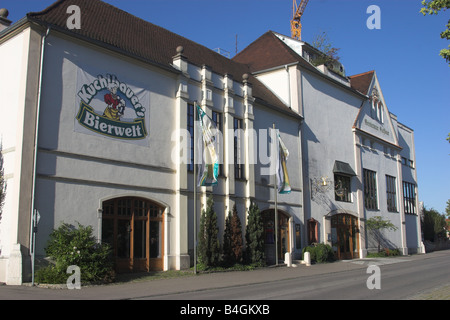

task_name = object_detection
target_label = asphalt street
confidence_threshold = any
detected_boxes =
[0,250,448,301]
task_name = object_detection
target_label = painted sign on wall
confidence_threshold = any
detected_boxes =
[75,68,149,145]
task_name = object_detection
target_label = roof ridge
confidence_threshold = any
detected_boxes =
[27,0,66,17]
[19,0,297,116]
[349,70,375,78]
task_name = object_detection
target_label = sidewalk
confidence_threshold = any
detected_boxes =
[0,251,447,300]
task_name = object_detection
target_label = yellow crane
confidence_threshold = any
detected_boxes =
[291,0,309,40]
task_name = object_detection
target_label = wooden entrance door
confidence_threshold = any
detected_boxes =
[331,214,359,260]
[102,197,164,272]
[262,210,290,264]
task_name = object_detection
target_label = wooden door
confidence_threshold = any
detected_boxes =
[102,197,164,272]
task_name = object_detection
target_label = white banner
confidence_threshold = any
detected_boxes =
[74,67,150,146]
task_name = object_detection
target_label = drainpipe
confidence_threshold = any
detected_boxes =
[285,65,291,108]
[30,26,50,286]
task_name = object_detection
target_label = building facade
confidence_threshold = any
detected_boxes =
[0,0,422,285]
[234,31,424,260]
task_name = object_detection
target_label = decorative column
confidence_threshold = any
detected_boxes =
[242,73,255,213]
[172,46,190,270]
[223,73,235,213]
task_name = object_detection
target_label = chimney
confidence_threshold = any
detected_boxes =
[0,8,12,32]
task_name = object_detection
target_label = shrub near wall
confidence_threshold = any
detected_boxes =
[302,243,335,263]
[35,223,114,284]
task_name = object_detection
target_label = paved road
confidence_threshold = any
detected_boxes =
[141,251,450,300]
[0,250,448,301]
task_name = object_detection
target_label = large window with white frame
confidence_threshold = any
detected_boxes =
[403,181,416,215]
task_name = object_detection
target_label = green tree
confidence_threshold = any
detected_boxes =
[421,0,450,65]
[310,31,341,70]
[222,204,243,266]
[423,206,447,241]
[245,202,265,266]
[446,199,450,218]
[198,195,220,267]
[366,216,398,252]
[222,210,233,266]
[230,205,243,264]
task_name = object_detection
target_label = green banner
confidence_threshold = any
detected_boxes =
[76,102,147,140]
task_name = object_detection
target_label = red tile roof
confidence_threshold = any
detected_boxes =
[234,31,367,98]
[25,0,300,118]
[233,31,300,72]
[348,70,375,95]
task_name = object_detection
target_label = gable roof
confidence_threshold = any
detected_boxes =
[348,70,375,96]
[234,31,367,99]
[22,0,300,118]
[233,31,300,72]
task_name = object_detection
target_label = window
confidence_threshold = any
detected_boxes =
[334,174,351,202]
[307,218,318,245]
[401,157,415,169]
[187,103,194,172]
[386,175,397,212]
[363,169,378,210]
[212,111,223,176]
[234,118,244,180]
[370,97,384,123]
[403,181,416,214]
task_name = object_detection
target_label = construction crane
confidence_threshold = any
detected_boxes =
[291,0,309,40]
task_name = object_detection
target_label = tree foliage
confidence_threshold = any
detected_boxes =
[366,216,398,252]
[446,199,450,217]
[35,222,114,284]
[245,202,265,266]
[222,205,243,265]
[198,195,220,267]
[421,0,450,65]
[310,31,341,67]
[422,206,447,241]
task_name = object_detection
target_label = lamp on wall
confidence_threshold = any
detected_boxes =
[311,176,332,200]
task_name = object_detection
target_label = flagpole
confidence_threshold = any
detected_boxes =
[193,102,197,275]
[273,123,278,266]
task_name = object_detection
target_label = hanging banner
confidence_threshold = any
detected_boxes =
[75,68,149,145]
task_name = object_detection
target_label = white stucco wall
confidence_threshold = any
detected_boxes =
[0,28,31,282]
[33,34,180,259]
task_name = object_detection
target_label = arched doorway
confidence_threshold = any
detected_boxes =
[261,209,290,265]
[331,214,360,260]
[101,197,164,272]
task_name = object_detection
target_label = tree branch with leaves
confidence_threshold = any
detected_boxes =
[421,0,450,65]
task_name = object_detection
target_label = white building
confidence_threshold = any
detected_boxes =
[234,31,423,259]
[0,0,422,285]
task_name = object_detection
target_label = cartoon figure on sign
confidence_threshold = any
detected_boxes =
[103,85,125,121]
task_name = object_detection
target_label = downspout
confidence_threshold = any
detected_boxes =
[285,65,291,108]
[30,26,50,285]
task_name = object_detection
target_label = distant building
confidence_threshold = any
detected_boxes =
[0,0,423,285]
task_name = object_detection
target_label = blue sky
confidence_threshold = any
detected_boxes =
[2,0,449,214]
